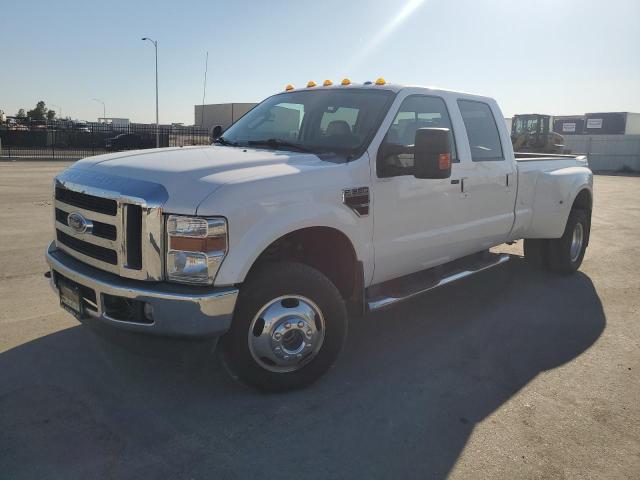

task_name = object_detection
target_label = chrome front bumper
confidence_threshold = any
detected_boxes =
[46,241,239,337]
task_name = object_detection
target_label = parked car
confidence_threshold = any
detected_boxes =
[105,132,153,150]
[46,80,593,391]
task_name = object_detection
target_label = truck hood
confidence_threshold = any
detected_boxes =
[69,146,339,214]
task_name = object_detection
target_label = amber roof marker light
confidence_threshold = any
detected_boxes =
[323,79,333,86]
[285,84,294,91]
[306,80,317,88]
[375,77,386,85]
[341,78,351,86]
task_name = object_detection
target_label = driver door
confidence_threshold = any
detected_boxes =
[371,94,469,284]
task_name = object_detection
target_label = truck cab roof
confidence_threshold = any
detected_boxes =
[279,82,490,101]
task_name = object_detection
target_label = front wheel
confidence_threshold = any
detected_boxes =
[221,262,348,392]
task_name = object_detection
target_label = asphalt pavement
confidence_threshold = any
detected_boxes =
[0,161,638,479]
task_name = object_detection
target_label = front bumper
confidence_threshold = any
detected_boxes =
[45,241,238,337]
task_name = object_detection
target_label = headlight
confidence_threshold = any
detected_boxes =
[166,215,228,285]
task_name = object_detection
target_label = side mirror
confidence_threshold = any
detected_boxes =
[210,124,224,142]
[414,128,452,179]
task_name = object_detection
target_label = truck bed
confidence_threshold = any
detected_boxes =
[515,152,588,162]
[509,152,591,242]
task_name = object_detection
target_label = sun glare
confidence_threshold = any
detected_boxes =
[346,0,426,71]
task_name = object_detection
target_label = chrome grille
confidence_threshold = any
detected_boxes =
[55,207,117,240]
[53,169,167,281]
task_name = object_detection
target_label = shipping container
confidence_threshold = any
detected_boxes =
[553,115,585,135]
[584,112,640,135]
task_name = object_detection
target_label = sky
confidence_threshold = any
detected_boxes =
[1,0,639,124]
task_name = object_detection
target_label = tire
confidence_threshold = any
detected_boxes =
[220,262,348,392]
[546,209,590,274]
[523,238,549,269]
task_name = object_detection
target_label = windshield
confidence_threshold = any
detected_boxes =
[220,88,395,157]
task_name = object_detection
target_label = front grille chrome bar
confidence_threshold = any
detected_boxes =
[53,168,168,281]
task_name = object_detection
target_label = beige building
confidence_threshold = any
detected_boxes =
[194,103,257,132]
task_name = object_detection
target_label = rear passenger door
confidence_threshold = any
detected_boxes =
[456,99,516,248]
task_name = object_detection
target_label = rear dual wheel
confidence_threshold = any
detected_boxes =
[221,262,348,392]
[524,209,590,274]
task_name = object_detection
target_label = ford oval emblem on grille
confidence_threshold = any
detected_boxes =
[67,212,93,234]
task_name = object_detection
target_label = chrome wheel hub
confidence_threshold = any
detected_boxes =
[248,295,325,373]
[570,222,584,263]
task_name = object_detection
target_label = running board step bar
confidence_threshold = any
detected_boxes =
[367,253,510,311]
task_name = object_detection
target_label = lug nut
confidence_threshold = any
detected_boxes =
[285,322,291,329]
[297,321,304,328]
[275,332,281,339]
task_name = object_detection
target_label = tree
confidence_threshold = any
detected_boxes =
[16,109,26,118]
[46,110,56,121]
[27,101,47,121]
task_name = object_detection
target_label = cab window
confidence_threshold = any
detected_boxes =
[457,100,504,161]
[378,95,458,178]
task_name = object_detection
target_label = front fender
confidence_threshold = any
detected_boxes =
[213,201,372,286]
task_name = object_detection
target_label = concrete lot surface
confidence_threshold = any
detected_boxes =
[0,161,638,479]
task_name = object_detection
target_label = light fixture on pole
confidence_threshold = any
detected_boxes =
[92,98,106,122]
[142,37,159,148]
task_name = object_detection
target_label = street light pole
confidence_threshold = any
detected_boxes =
[92,98,106,122]
[142,37,159,148]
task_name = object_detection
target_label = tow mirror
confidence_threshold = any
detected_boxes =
[414,128,452,179]
[210,125,224,142]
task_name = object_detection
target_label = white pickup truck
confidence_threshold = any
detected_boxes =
[46,80,593,391]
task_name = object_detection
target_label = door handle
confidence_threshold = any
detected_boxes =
[505,173,514,192]
[452,177,469,198]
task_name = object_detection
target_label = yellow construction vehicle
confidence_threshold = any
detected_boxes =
[511,114,567,154]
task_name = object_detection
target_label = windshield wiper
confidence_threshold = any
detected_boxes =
[247,138,313,153]
[214,136,239,147]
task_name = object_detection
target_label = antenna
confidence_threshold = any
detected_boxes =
[201,51,209,128]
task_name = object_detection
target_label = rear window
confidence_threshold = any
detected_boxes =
[457,100,504,161]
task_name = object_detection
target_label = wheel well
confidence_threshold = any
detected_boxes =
[572,188,592,212]
[248,227,361,303]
